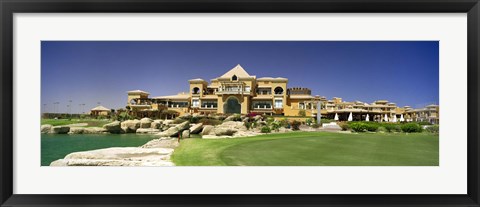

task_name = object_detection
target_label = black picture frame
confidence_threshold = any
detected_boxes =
[1,0,479,206]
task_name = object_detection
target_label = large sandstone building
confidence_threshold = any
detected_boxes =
[126,64,439,124]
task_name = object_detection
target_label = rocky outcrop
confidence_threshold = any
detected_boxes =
[179,113,192,120]
[68,127,86,134]
[50,147,174,166]
[213,128,237,136]
[200,125,214,135]
[201,121,261,138]
[41,124,52,134]
[156,121,190,137]
[224,114,241,121]
[204,121,246,136]
[189,123,203,134]
[69,127,108,134]
[103,121,122,134]
[140,118,153,128]
[50,126,70,134]
[163,120,174,125]
[321,122,342,131]
[141,137,179,148]
[192,113,206,119]
[121,119,140,133]
[182,130,190,138]
[136,128,160,134]
[151,120,163,129]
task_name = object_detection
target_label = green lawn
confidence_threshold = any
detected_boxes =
[41,119,111,127]
[171,132,439,166]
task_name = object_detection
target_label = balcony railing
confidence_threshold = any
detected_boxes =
[252,105,273,110]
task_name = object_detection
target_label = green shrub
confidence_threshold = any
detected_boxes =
[306,118,313,125]
[311,123,321,128]
[291,120,301,131]
[349,122,367,132]
[230,114,242,121]
[383,123,400,132]
[425,125,439,134]
[189,116,200,123]
[401,123,423,133]
[298,110,306,117]
[365,122,379,132]
[338,122,349,131]
[279,118,289,128]
[261,126,271,133]
[417,121,432,125]
[244,121,251,130]
[270,121,281,132]
[377,126,387,133]
[251,122,258,129]
[320,119,335,124]
[173,118,187,124]
[266,117,275,124]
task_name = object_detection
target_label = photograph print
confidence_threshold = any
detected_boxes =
[41,41,439,166]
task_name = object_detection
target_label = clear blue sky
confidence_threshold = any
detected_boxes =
[41,41,438,114]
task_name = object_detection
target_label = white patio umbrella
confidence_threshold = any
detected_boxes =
[400,114,405,122]
[365,114,370,121]
[334,113,339,121]
[393,115,397,122]
[384,114,389,122]
[347,112,353,121]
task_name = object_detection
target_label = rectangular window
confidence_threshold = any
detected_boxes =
[275,100,283,108]
[252,101,272,109]
[299,102,305,109]
[192,99,199,107]
[201,101,217,108]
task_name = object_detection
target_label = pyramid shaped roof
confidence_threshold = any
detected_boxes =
[218,64,253,79]
[91,105,110,111]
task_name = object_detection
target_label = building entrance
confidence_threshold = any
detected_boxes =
[223,97,241,114]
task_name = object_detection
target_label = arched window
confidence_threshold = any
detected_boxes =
[274,87,284,95]
[192,87,200,94]
[232,75,238,81]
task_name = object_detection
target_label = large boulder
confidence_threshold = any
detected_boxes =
[200,125,214,136]
[189,123,203,134]
[142,137,179,148]
[69,127,108,134]
[322,122,342,131]
[41,124,52,134]
[50,126,70,134]
[192,113,206,119]
[220,121,247,130]
[224,114,241,121]
[103,121,122,134]
[68,127,85,134]
[254,115,263,121]
[121,119,140,133]
[140,118,153,128]
[204,121,247,137]
[161,125,171,131]
[182,130,190,138]
[50,147,174,166]
[136,128,160,134]
[179,113,192,120]
[86,127,108,134]
[151,120,163,129]
[213,128,237,136]
[163,120,174,125]
[156,121,190,137]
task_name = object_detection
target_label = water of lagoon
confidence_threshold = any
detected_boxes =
[41,134,159,166]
